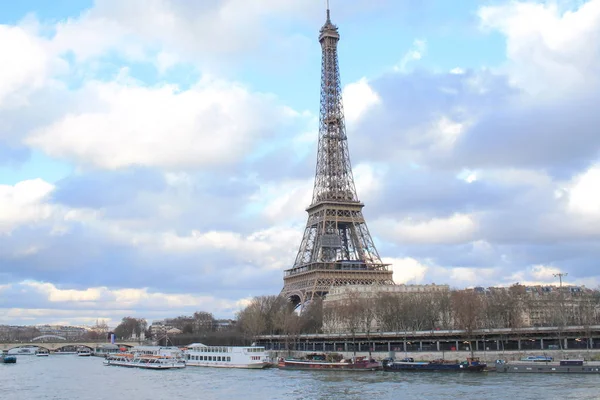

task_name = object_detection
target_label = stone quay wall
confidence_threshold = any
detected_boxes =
[268,349,600,363]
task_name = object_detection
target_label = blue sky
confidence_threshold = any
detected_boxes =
[1,0,600,327]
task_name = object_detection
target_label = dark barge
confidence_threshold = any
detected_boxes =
[383,357,487,372]
[495,359,600,374]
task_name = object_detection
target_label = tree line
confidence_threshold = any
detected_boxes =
[235,285,600,338]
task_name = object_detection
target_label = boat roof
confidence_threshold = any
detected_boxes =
[132,345,180,349]
[186,343,207,347]
[96,344,120,349]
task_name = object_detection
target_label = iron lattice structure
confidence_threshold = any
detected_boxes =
[281,7,394,305]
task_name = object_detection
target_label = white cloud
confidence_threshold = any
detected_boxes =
[479,0,600,96]
[249,178,313,224]
[530,264,563,280]
[567,164,600,216]
[450,267,497,285]
[342,77,381,125]
[394,39,427,72]
[48,0,323,69]
[0,25,51,108]
[376,213,478,244]
[26,76,300,169]
[431,116,467,151]
[353,163,387,203]
[23,280,226,308]
[384,257,429,284]
[0,281,247,326]
[507,265,575,287]
[481,168,553,188]
[0,179,56,234]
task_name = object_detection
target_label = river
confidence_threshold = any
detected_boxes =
[1,355,598,400]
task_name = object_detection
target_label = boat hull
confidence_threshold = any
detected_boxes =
[278,360,381,371]
[186,361,268,369]
[496,362,600,374]
[383,363,486,372]
[103,359,186,369]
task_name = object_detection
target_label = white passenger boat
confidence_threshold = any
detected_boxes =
[183,343,270,369]
[8,347,37,355]
[93,344,121,357]
[35,349,50,357]
[77,348,92,357]
[129,346,183,358]
[103,353,186,370]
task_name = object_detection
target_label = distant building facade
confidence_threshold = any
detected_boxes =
[321,283,600,333]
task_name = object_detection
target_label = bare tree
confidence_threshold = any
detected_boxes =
[452,290,483,357]
[192,311,216,333]
[338,289,365,355]
[299,297,323,334]
[433,291,453,330]
[374,292,400,332]
[236,298,269,340]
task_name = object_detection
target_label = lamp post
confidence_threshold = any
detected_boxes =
[553,272,568,287]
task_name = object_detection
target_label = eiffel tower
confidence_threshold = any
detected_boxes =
[281,4,394,306]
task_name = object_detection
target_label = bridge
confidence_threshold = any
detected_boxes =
[1,336,143,352]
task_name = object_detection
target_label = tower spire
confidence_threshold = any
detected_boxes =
[280,5,394,307]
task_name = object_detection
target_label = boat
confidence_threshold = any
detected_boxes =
[520,355,553,362]
[7,347,37,355]
[495,359,600,374]
[183,343,270,369]
[35,349,50,357]
[277,353,381,371]
[1,354,17,364]
[382,357,487,372]
[77,348,92,357]
[93,344,122,357]
[103,353,186,369]
[129,346,183,358]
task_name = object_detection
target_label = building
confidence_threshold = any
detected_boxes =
[322,284,450,333]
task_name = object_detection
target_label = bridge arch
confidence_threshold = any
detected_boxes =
[32,335,67,342]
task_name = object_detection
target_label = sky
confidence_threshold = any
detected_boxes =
[1,0,599,328]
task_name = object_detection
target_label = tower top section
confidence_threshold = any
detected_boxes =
[319,1,339,42]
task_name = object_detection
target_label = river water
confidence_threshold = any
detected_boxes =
[1,355,599,400]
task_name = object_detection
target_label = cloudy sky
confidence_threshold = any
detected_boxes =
[1,0,599,327]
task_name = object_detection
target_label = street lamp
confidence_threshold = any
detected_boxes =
[553,272,568,287]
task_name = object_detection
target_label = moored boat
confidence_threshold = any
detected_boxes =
[7,347,37,355]
[93,344,122,357]
[77,348,92,357]
[1,354,17,364]
[103,353,186,370]
[495,359,600,374]
[129,346,183,358]
[183,343,269,369]
[278,353,381,371]
[383,357,487,372]
[35,349,50,357]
